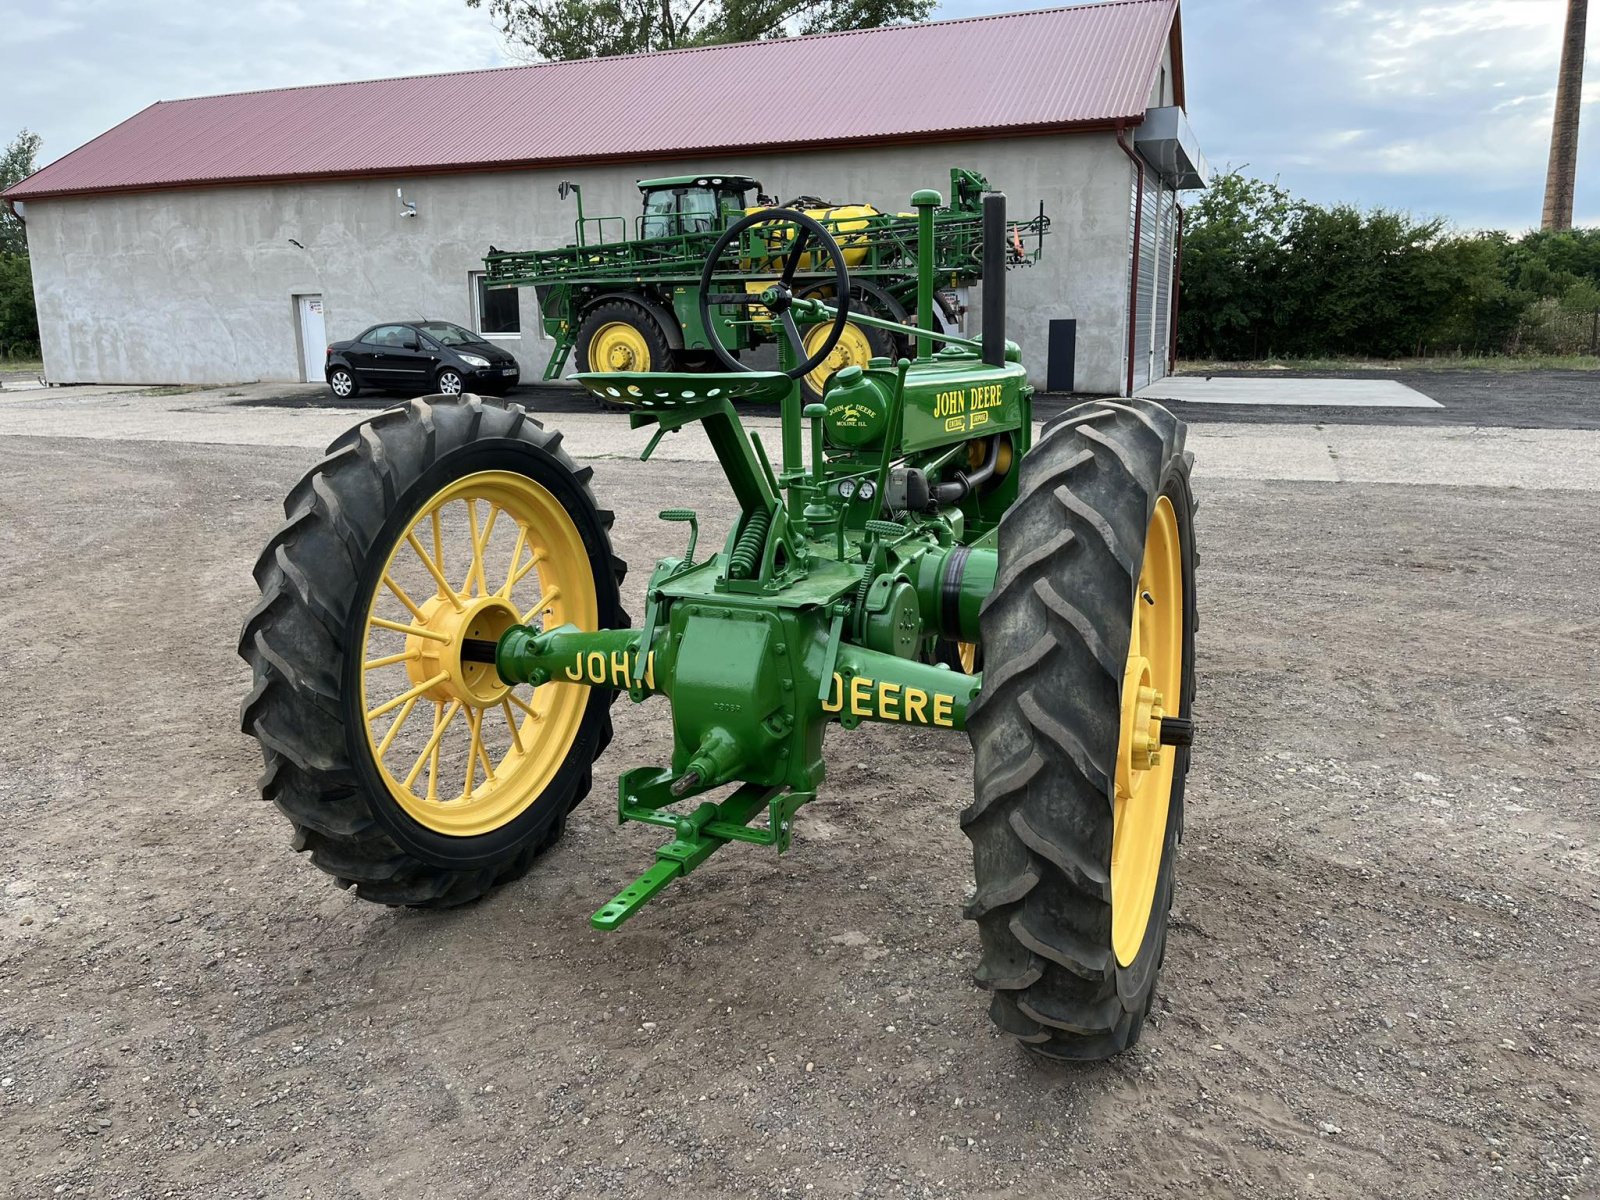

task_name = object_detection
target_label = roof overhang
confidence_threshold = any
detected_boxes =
[1134,106,1209,190]
[0,119,1135,203]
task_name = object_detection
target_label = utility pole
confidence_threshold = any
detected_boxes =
[1542,0,1588,231]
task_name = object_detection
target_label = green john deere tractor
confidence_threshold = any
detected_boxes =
[240,186,1198,1059]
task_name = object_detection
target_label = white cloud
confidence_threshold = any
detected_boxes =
[1337,0,1568,99]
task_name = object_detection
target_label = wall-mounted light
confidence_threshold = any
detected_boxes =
[397,187,417,219]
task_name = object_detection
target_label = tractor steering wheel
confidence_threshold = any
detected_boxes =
[698,208,852,380]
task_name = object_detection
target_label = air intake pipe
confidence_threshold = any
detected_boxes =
[982,192,1006,368]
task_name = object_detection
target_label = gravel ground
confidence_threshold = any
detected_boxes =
[0,409,1596,1198]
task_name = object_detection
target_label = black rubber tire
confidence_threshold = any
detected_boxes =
[575,301,674,411]
[238,394,628,908]
[328,366,360,400]
[435,368,465,396]
[963,398,1197,1060]
[902,288,962,359]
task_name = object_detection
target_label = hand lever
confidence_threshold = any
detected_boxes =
[803,403,827,483]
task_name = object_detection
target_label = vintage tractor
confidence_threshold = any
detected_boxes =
[240,187,1197,1060]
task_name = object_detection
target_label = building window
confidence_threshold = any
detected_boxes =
[471,272,521,336]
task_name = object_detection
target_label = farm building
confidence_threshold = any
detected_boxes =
[3,0,1207,396]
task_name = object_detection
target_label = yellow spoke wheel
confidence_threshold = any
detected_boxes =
[360,471,596,837]
[1111,495,1183,966]
[241,395,624,908]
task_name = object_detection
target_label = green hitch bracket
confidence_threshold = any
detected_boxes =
[593,768,815,930]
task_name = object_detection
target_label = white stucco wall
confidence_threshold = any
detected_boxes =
[23,133,1136,392]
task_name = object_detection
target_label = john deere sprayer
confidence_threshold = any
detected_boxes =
[482,167,1048,406]
[241,185,1197,1060]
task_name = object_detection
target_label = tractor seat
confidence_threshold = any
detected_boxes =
[572,371,794,407]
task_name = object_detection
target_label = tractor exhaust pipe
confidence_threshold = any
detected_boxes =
[982,192,1006,368]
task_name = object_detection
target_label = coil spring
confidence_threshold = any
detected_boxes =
[728,508,771,579]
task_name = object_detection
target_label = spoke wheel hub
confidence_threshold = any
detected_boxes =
[406,595,521,708]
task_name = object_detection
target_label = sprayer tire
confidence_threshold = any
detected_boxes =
[239,394,628,908]
[576,300,675,410]
[963,398,1197,1059]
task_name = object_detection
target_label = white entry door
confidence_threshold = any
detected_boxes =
[296,295,326,382]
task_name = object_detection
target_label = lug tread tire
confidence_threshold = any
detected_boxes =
[239,394,627,908]
[575,301,674,410]
[964,398,1196,1060]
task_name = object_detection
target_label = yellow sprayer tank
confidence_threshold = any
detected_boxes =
[741,203,881,268]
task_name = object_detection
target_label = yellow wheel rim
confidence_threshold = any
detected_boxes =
[358,470,596,837]
[1111,495,1183,966]
[957,642,979,673]
[802,320,875,396]
[589,322,652,372]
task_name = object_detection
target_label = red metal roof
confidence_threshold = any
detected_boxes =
[5,0,1179,202]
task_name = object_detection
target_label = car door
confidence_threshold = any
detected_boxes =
[359,325,429,388]
[344,326,389,382]
[349,325,404,385]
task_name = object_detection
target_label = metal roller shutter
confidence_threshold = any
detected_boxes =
[1152,186,1177,383]
[1131,173,1160,392]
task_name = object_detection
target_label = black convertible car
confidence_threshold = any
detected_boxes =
[325,320,521,398]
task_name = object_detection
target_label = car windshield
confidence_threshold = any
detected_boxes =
[418,322,482,347]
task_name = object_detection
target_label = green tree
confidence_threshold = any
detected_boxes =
[1174,171,1296,359]
[467,0,936,61]
[1,128,42,256]
[0,254,37,358]
[0,129,42,358]
[1176,169,1566,360]
[1560,278,1600,314]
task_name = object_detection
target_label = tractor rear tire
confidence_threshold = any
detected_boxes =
[963,399,1196,1060]
[239,394,628,908]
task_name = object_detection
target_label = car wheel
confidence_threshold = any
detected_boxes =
[437,369,465,396]
[328,367,359,399]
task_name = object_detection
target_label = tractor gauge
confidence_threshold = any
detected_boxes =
[856,480,877,503]
[837,479,857,499]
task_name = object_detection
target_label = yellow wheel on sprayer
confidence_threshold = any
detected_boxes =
[576,300,675,411]
[963,398,1197,1059]
[240,394,627,906]
[795,283,901,407]
[801,319,877,402]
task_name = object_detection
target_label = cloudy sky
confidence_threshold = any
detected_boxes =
[2,0,1594,230]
